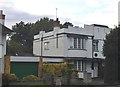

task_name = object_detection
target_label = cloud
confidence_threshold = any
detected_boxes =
[0,2,53,28]
[1,7,54,28]
[0,0,119,28]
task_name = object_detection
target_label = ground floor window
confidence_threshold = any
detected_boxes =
[74,60,86,72]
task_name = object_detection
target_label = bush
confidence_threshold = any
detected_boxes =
[42,62,68,77]
[22,75,38,81]
[3,73,18,81]
[8,73,18,81]
[42,62,78,78]
[2,73,18,85]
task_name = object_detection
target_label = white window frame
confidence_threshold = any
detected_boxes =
[74,37,77,48]
[69,37,86,49]
[93,40,99,51]
[69,37,74,48]
[74,60,86,72]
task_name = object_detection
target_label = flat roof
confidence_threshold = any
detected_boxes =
[92,24,109,28]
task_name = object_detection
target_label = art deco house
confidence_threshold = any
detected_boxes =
[33,18,110,78]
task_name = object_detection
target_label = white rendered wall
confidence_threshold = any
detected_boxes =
[42,34,65,57]
[33,40,41,56]
[2,34,6,55]
[33,25,110,59]
[85,25,110,59]
[78,61,98,78]
[33,32,65,57]
[86,37,92,58]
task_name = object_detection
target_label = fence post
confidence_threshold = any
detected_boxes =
[4,56,10,75]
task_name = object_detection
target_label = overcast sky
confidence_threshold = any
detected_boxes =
[0,0,119,29]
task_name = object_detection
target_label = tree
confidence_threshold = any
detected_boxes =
[32,17,54,34]
[61,22,73,28]
[7,21,33,55]
[7,18,74,56]
[103,26,119,84]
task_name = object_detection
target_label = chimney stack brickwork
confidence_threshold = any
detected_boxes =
[53,18,60,27]
[0,10,5,25]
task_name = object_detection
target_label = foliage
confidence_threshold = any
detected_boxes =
[3,73,18,81]
[42,62,67,77]
[42,62,78,78]
[22,75,38,81]
[103,27,118,57]
[7,17,74,56]
[61,22,73,28]
[7,21,33,55]
[32,17,54,34]
[103,26,119,84]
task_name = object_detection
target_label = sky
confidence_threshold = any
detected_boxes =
[0,0,119,29]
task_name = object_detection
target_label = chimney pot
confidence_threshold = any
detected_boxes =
[0,10,5,25]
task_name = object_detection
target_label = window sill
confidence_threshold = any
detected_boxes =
[94,50,99,52]
[77,70,87,72]
[68,48,87,51]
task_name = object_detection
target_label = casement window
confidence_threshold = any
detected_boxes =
[78,60,81,71]
[74,60,86,72]
[93,40,98,51]
[81,38,86,49]
[69,37,86,49]
[78,38,81,48]
[74,37,77,48]
[69,37,74,48]
[44,42,49,50]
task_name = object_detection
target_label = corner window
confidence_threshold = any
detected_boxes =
[44,42,49,50]
[69,37,74,48]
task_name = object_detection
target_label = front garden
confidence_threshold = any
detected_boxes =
[2,62,78,86]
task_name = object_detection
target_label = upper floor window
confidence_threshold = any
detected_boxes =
[69,38,74,48]
[74,37,77,48]
[93,40,98,51]
[44,42,49,50]
[69,37,86,49]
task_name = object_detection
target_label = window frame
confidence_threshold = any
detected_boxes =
[69,37,86,50]
[93,40,99,52]
[44,42,49,50]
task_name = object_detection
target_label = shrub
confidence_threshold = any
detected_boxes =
[2,73,18,83]
[8,73,18,81]
[42,62,78,78]
[6,73,18,81]
[22,75,38,81]
[42,62,68,77]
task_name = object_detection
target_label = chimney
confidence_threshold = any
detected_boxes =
[53,18,60,28]
[0,10,5,25]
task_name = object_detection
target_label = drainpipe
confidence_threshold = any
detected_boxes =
[91,36,94,69]
[91,36,94,78]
